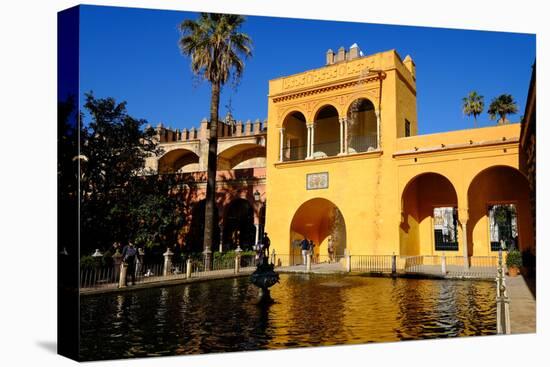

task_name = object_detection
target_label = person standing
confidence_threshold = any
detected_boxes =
[122,242,137,286]
[263,232,271,259]
[300,237,309,265]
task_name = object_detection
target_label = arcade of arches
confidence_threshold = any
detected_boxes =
[399,166,533,257]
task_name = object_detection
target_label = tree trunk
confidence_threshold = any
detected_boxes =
[473,115,477,128]
[202,80,221,270]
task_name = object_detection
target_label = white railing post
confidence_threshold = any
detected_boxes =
[186,258,192,279]
[163,247,174,277]
[441,254,447,275]
[306,252,312,272]
[118,262,127,288]
[345,249,351,272]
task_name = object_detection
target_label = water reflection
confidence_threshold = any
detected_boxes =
[80,274,496,361]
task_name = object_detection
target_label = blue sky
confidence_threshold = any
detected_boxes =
[79,5,535,134]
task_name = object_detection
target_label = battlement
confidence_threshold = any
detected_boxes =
[150,113,268,144]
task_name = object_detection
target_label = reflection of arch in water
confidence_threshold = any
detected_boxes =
[158,148,200,174]
[400,172,458,256]
[222,198,256,251]
[467,165,532,255]
[289,198,346,263]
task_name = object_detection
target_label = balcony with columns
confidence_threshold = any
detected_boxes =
[278,98,380,163]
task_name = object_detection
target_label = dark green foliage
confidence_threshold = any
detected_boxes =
[488,94,518,124]
[506,249,523,268]
[78,93,184,256]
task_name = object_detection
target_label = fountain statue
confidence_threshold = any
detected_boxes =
[250,237,279,303]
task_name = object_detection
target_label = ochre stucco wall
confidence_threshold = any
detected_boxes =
[265,49,533,263]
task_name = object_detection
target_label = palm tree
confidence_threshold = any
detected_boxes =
[488,94,518,125]
[462,91,484,128]
[179,13,252,269]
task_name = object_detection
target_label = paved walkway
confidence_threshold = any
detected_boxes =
[506,275,536,334]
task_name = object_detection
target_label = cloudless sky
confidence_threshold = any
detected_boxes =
[79,5,535,134]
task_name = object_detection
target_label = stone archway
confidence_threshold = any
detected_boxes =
[346,98,377,152]
[289,198,346,264]
[313,105,340,157]
[158,148,200,174]
[222,198,256,251]
[467,165,533,255]
[282,111,307,161]
[400,172,458,256]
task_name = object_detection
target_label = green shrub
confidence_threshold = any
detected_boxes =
[506,249,523,268]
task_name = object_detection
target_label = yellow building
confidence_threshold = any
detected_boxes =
[265,45,534,265]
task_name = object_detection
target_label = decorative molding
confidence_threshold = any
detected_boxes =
[272,75,383,103]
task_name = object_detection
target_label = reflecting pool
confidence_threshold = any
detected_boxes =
[80,274,496,360]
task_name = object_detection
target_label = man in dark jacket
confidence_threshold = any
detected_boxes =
[122,242,137,285]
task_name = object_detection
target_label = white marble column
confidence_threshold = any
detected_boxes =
[279,127,285,162]
[306,123,314,159]
[310,123,315,158]
[338,117,344,155]
[342,117,349,154]
[375,110,381,149]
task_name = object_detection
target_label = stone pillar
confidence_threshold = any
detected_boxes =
[235,247,242,274]
[459,208,469,270]
[345,249,351,272]
[118,262,128,288]
[279,128,285,162]
[186,258,192,279]
[338,117,345,155]
[343,117,349,154]
[391,253,397,275]
[306,124,312,159]
[163,248,173,277]
[310,123,315,157]
[306,252,312,272]
[254,223,260,245]
[112,248,123,282]
[375,110,381,149]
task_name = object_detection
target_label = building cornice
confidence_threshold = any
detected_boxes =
[392,138,519,158]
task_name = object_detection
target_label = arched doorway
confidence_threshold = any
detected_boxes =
[158,149,200,174]
[282,111,307,161]
[467,165,533,255]
[346,98,377,152]
[222,198,256,251]
[400,173,458,256]
[289,198,346,264]
[313,105,340,157]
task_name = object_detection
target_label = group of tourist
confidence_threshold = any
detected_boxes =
[300,236,335,265]
[299,235,336,266]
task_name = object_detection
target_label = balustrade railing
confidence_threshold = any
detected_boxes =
[81,252,500,291]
